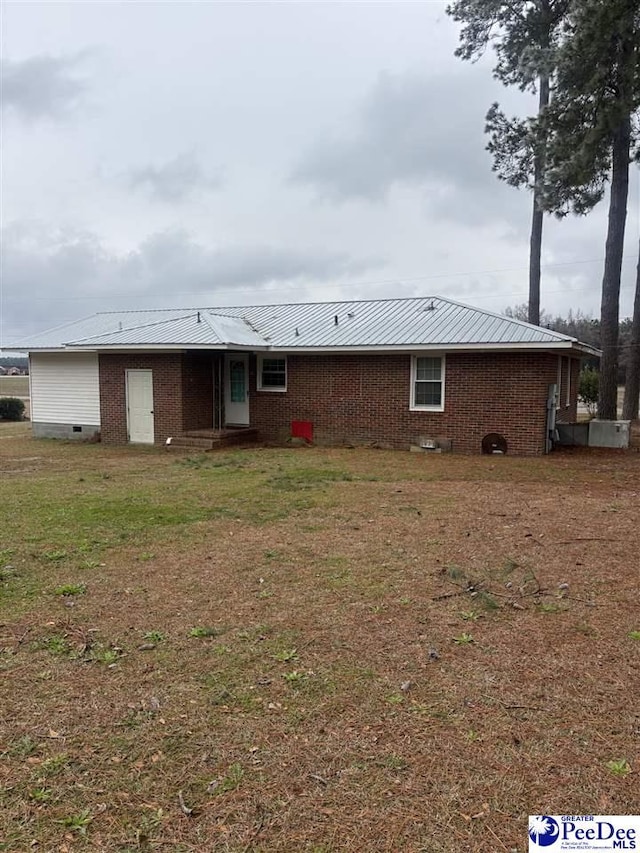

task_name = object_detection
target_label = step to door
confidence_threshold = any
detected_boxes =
[166,428,259,451]
[166,436,218,450]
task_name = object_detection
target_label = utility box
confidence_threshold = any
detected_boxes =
[588,419,631,449]
[556,423,589,447]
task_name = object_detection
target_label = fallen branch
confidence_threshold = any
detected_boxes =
[432,590,469,601]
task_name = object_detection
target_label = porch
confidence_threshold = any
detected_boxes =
[165,426,259,452]
[99,350,256,446]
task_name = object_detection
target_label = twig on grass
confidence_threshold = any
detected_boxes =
[556,537,617,544]
[563,595,602,606]
[432,590,469,602]
[177,790,193,817]
[482,694,549,713]
[486,822,511,851]
[241,814,266,853]
[16,626,31,646]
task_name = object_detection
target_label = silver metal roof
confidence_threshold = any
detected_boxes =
[9,296,597,354]
[67,311,265,348]
[215,297,574,348]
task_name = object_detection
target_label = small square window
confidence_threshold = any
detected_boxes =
[258,356,287,391]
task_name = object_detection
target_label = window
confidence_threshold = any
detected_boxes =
[258,355,287,391]
[411,355,444,411]
[565,357,571,406]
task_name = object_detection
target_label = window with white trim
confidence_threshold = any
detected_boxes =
[410,355,444,411]
[258,355,287,391]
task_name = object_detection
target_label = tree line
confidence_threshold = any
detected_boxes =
[505,304,635,382]
[447,0,640,421]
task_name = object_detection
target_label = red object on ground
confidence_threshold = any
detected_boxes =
[291,420,313,443]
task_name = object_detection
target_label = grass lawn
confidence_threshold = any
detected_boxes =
[1,424,638,852]
[0,376,29,398]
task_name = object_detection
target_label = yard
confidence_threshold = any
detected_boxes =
[0,376,29,398]
[1,424,638,852]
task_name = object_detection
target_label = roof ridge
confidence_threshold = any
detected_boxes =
[91,295,444,317]
[215,295,440,312]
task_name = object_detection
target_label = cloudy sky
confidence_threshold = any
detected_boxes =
[1,0,639,347]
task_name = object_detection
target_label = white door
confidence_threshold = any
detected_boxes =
[224,354,249,425]
[126,370,155,443]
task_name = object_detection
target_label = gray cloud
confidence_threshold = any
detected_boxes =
[291,70,526,228]
[1,223,383,342]
[1,54,88,120]
[127,153,221,203]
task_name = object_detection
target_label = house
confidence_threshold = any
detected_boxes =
[8,296,599,455]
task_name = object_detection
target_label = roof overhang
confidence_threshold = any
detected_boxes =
[14,340,601,357]
[17,344,269,354]
[269,341,602,357]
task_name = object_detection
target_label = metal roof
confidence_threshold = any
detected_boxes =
[8,296,598,354]
[67,312,265,348]
[214,297,574,348]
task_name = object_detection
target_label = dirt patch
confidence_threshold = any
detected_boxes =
[1,437,638,852]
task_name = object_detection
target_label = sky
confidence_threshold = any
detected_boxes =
[1,0,639,348]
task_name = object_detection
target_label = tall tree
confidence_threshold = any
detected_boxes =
[447,0,569,325]
[622,239,640,420]
[537,0,640,419]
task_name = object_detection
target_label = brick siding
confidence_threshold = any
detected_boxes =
[99,353,185,444]
[250,351,573,456]
[182,351,215,432]
[99,350,580,455]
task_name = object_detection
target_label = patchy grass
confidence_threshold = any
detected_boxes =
[1,435,639,851]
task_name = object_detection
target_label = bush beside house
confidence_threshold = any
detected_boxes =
[0,397,26,421]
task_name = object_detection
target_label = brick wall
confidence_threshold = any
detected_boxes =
[99,349,578,455]
[99,353,185,444]
[249,351,565,455]
[182,352,215,431]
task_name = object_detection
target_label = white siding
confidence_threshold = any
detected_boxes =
[30,353,100,425]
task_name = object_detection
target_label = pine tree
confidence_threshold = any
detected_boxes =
[537,0,640,420]
[622,239,640,421]
[447,0,569,326]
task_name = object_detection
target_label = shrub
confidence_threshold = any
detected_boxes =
[578,368,599,417]
[0,397,25,421]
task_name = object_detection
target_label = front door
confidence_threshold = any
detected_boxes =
[224,354,249,425]
[126,369,154,443]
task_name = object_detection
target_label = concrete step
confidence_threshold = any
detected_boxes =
[167,436,219,450]
[167,428,259,452]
